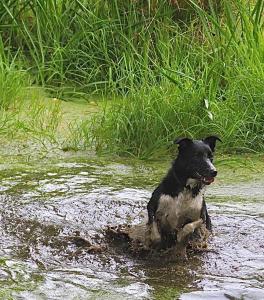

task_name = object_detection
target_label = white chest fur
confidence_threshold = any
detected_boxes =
[156,188,204,231]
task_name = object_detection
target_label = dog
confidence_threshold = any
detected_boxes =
[146,136,221,258]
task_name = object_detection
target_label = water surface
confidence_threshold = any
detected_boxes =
[0,153,263,299]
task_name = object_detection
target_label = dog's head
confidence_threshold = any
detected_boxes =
[174,136,221,185]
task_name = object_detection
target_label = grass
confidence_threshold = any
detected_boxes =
[0,31,61,145]
[0,0,222,95]
[0,92,61,145]
[85,0,264,158]
[0,61,61,147]
[89,81,264,158]
[0,37,28,111]
[0,1,264,158]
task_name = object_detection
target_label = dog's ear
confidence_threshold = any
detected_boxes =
[203,135,222,152]
[174,137,193,148]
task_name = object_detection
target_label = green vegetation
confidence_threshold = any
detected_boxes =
[0,1,264,158]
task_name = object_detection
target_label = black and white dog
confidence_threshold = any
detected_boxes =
[146,136,221,257]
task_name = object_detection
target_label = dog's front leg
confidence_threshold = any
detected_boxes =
[173,219,203,259]
[177,219,203,243]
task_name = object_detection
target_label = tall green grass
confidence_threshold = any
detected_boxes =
[0,35,28,110]
[0,87,61,145]
[86,0,264,158]
[0,0,202,95]
[0,39,61,144]
[0,14,62,145]
[1,1,264,157]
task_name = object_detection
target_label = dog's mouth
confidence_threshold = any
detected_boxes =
[194,172,215,185]
[201,176,215,185]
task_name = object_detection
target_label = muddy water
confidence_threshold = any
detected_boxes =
[0,154,263,299]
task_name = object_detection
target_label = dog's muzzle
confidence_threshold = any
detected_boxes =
[195,169,217,185]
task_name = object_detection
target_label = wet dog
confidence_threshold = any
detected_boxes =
[146,136,221,258]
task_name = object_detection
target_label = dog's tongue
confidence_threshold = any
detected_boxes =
[203,177,214,184]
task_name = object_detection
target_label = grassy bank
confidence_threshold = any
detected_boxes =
[0,61,61,147]
[1,0,191,95]
[0,1,264,158]
[88,0,264,158]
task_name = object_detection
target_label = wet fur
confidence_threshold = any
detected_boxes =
[146,137,220,256]
[147,181,210,250]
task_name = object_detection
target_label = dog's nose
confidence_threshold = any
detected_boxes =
[210,170,217,177]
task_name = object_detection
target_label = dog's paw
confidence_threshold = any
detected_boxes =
[177,219,203,243]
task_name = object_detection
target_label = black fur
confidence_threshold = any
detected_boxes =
[147,136,221,232]
[201,199,212,231]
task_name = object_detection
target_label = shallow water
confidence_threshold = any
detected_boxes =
[0,154,263,299]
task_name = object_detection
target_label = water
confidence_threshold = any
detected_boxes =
[0,154,263,299]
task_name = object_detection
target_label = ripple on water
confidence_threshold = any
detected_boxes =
[0,157,263,299]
